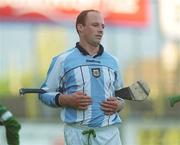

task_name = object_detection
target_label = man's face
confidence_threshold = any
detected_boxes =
[79,11,105,47]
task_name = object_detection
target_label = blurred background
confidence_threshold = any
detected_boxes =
[0,0,180,145]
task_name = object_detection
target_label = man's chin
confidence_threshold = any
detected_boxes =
[90,40,101,47]
[94,42,101,47]
[95,40,101,45]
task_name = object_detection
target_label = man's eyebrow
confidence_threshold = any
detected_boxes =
[91,22,105,26]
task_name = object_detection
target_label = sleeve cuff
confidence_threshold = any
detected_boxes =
[55,93,62,107]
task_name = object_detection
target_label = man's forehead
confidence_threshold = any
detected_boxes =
[86,11,103,18]
[86,11,104,23]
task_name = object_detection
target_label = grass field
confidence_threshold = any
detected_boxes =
[1,118,180,145]
[0,121,64,145]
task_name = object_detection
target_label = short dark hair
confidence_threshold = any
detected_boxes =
[75,9,99,34]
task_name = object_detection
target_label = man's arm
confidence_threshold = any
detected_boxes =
[38,56,64,107]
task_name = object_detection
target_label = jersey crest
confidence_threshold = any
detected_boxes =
[92,68,100,78]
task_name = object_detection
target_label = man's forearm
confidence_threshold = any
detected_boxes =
[58,94,72,107]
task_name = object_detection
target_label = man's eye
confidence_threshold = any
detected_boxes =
[92,24,105,29]
[93,24,98,27]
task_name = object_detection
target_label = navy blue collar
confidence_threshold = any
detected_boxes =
[75,42,104,58]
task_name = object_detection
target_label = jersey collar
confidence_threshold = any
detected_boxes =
[75,42,104,58]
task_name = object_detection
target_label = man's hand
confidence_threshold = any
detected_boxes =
[101,97,125,115]
[58,92,92,110]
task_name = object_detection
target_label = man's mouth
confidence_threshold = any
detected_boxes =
[96,35,102,39]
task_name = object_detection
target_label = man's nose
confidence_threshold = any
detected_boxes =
[98,27,103,34]
[99,26,104,31]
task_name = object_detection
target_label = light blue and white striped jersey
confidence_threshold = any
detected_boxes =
[39,43,123,127]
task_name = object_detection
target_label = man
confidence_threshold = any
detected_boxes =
[0,104,21,145]
[39,9,125,145]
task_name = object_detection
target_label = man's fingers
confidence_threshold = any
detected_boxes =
[75,93,91,101]
[101,101,117,108]
[101,106,114,112]
[71,92,92,110]
[101,103,117,114]
[101,98,120,114]
[78,106,88,110]
[79,98,92,104]
[101,106,114,115]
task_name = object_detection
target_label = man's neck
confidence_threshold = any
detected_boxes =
[79,41,99,56]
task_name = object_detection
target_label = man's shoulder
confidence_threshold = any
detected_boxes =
[103,51,119,62]
[101,51,121,70]
[54,48,77,60]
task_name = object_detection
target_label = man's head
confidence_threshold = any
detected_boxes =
[76,9,100,34]
[76,9,105,47]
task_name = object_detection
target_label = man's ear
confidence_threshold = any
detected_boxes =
[77,24,83,33]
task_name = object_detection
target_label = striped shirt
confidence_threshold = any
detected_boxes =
[39,43,123,127]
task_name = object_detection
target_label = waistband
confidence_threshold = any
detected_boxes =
[65,122,119,131]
